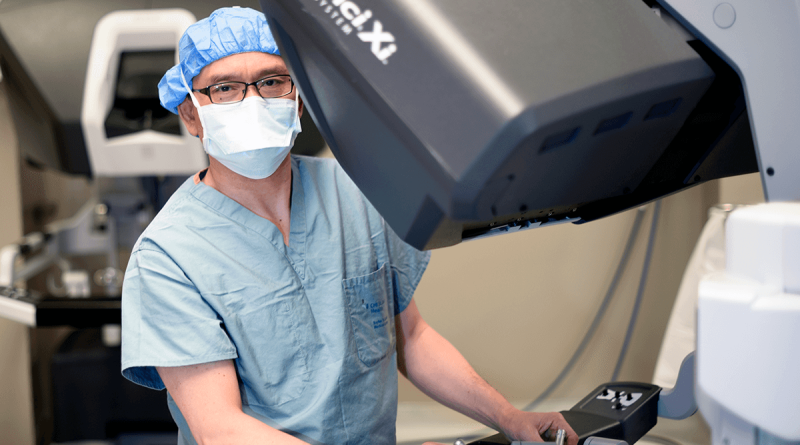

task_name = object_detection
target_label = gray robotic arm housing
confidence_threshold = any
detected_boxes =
[260,0,757,250]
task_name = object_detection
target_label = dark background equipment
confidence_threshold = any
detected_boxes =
[0,0,326,178]
[0,2,327,444]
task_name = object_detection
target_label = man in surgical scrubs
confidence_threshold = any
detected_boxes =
[121,7,577,445]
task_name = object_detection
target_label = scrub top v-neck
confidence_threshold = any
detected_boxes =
[121,155,430,445]
[192,159,307,279]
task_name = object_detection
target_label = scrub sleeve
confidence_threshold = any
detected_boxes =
[121,245,237,390]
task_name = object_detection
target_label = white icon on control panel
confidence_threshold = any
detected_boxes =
[595,389,642,411]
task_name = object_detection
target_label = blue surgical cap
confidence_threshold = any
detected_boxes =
[158,7,280,114]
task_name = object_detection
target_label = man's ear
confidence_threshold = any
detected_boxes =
[297,95,304,118]
[177,97,202,139]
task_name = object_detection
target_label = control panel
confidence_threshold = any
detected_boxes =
[584,384,649,415]
[468,382,661,445]
[561,382,660,445]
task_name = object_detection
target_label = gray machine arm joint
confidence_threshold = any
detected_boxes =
[657,351,697,420]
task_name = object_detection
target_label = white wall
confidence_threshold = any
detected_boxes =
[0,83,35,445]
[718,172,764,206]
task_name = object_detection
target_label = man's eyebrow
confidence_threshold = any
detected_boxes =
[255,68,290,79]
[205,72,238,86]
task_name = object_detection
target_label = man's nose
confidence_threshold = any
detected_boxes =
[244,83,261,99]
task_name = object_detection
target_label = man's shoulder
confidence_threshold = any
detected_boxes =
[293,154,386,228]
[293,153,339,175]
[293,154,359,193]
[132,177,209,252]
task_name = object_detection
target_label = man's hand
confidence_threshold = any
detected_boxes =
[497,410,578,445]
[421,410,577,445]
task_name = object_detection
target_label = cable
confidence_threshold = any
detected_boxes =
[520,205,649,412]
[611,200,661,382]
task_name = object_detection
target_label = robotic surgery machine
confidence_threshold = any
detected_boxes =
[257,0,800,444]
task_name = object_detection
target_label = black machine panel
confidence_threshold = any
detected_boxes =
[561,382,661,445]
[259,0,757,250]
[469,382,662,445]
[104,50,182,139]
[0,286,121,328]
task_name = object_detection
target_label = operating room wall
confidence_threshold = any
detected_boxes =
[400,171,764,407]
[0,82,35,444]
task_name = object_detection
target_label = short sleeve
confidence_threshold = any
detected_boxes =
[383,221,431,315]
[121,246,237,390]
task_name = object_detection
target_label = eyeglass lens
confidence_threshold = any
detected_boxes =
[209,75,293,103]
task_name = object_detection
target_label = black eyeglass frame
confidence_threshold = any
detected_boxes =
[192,74,295,104]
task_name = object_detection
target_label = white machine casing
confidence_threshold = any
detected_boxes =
[81,9,207,177]
[659,0,800,203]
[697,203,800,443]
[655,1,800,441]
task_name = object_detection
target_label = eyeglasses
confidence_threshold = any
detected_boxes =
[192,75,295,104]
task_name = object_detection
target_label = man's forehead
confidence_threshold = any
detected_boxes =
[197,51,288,83]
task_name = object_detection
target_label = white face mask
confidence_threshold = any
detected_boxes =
[181,71,302,180]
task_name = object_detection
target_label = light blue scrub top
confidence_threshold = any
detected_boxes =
[121,155,430,445]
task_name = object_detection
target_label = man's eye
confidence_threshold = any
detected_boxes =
[212,84,239,93]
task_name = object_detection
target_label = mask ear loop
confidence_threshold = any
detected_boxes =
[290,85,303,148]
[293,84,302,131]
[180,69,203,110]
[180,69,210,147]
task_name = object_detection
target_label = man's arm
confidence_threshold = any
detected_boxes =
[396,299,578,445]
[157,361,308,445]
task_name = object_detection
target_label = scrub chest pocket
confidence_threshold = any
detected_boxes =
[343,263,395,366]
